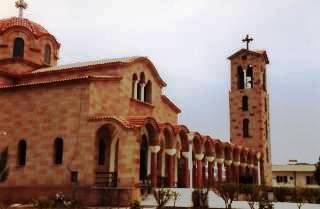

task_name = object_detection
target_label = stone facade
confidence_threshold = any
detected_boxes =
[228,49,272,185]
[0,10,270,206]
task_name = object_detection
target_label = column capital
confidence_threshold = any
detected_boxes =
[195,153,204,161]
[256,152,261,160]
[216,158,224,164]
[165,148,176,156]
[249,164,255,168]
[149,145,161,153]
[206,156,215,163]
[181,152,189,158]
[233,161,241,166]
[224,160,232,166]
[241,163,247,167]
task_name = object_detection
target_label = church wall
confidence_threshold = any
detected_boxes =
[0,28,59,72]
[120,62,178,124]
[0,82,95,187]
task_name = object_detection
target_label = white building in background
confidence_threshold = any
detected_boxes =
[272,160,319,188]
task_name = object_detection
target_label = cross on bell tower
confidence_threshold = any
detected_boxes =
[242,34,254,50]
[15,0,28,18]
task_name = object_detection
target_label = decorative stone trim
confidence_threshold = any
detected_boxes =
[165,148,176,156]
[249,164,255,168]
[181,152,189,158]
[241,163,247,167]
[206,156,215,163]
[224,160,232,166]
[149,145,160,153]
[216,158,224,164]
[195,153,204,161]
[233,161,241,166]
[256,152,261,159]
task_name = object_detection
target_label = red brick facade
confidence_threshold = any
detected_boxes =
[0,15,270,206]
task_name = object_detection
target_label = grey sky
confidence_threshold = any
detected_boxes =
[1,0,319,164]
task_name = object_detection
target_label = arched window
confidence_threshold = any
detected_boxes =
[243,119,250,137]
[44,44,51,64]
[139,135,148,180]
[17,140,27,166]
[13,38,24,58]
[54,138,63,164]
[237,66,245,89]
[132,74,138,99]
[246,65,253,88]
[242,96,248,111]
[98,138,106,165]
[144,80,152,103]
[137,72,145,101]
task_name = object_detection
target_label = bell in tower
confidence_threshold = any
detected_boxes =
[228,35,272,185]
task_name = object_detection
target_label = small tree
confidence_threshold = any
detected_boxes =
[294,188,306,209]
[239,184,262,209]
[153,188,172,209]
[214,183,239,209]
[171,191,181,208]
[314,156,320,185]
[192,188,209,209]
[0,147,9,182]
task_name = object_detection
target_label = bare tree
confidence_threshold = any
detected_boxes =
[214,183,239,209]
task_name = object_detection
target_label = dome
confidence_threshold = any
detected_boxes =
[0,17,59,46]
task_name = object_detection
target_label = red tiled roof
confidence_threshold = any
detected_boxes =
[161,95,181,113]
[28,56,167,87]
[0,17,60,46]
[0,75,121,90]
[88,116,136,129]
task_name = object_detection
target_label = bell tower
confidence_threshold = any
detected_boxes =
[228,35,272,185]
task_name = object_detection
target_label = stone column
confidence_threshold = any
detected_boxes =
[140,83,146,101]
[166,148,176,187]
[257,153,261,185]
[216,158,224,184]
[224,160,232,183]
[195,153,204,188]
[133,80,139,99]
[182,152,190,187]
[206,156,215,187]
[149,145,160,187]
[233,161,240,184]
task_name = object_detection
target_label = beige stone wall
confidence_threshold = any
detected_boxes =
[0,82,94,187]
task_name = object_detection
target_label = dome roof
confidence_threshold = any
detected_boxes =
[0,17,59,46]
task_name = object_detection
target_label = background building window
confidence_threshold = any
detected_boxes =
[54,138,63,164]
[13,38,24,58]
[17,140,27,166]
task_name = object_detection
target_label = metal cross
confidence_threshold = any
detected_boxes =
[15,0,28,18]
[242,34,254,50]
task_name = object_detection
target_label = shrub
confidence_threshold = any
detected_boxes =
[192,189,209,209]
[129,200,143,209]
[153,188,172,209]
[214,183,239,209]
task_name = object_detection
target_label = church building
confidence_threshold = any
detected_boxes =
[0,1,271,206]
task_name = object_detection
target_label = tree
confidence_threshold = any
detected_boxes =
[153,188,172,209]
[214,183,239,209]
[294,188,306,209]
[0,147,9,182]
[192,188,209,209]
[239,184,262,209]
[314,156,320,185]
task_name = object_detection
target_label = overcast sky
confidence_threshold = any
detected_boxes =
[1,0,319,164]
